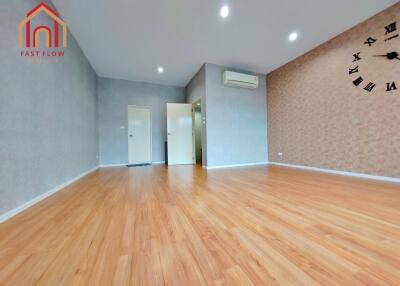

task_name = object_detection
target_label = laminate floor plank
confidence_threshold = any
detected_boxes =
[0,165,399,285]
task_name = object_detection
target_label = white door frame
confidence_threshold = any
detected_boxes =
[127,105,152,164]
[192,99,202,164]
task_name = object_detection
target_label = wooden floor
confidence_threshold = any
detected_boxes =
[0,165,400,285]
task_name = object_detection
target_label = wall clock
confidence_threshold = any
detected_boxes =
[349,21,399,93]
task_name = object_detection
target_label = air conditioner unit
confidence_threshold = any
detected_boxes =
[222,71,259,89]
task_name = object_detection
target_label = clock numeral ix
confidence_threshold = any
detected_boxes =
[349,66,359,75]
[386,82,397,91]
[385,22,397,35]
[352,52,361,62]
[364,37,377,46]
[364,82,376,92]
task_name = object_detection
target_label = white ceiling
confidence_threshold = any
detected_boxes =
[52,0,398,87]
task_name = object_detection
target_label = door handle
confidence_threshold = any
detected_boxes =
[168,132,172,136]
[129,134,133,137]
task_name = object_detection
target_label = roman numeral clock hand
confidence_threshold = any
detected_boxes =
[373,52,399,60]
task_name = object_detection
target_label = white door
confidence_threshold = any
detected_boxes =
[128,106,152,164]
[167,103,194,165]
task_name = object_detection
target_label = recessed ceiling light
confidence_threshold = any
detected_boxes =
[157,67,164,73]
[289,32,298,42]
[220,5,230,19]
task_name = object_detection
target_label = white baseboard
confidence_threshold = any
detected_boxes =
[269,162,400,184]
[0,166,99,224]
[99,163,127,168]
[100,162,165,168]
[205,162,269,170]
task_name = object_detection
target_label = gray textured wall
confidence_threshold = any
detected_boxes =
[205,64,268,167]
[98,78,185,165]
[0,0,98,216]
[186,66,206,104]
[185,66,207,165]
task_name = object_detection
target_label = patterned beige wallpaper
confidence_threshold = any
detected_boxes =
[267,2,400,178]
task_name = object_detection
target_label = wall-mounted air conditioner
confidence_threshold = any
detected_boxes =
[222,71,259,89]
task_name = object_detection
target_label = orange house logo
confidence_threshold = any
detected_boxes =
[18,2,67,49]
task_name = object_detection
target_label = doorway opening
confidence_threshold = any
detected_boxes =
[193,99,202,165]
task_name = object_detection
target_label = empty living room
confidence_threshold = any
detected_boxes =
[1,0,400,285]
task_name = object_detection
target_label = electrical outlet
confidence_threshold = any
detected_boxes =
[278,152,283,160]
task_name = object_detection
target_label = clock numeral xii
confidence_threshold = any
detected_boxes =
[385,22,397,35]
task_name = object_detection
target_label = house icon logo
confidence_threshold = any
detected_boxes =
[18,2,67,50]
